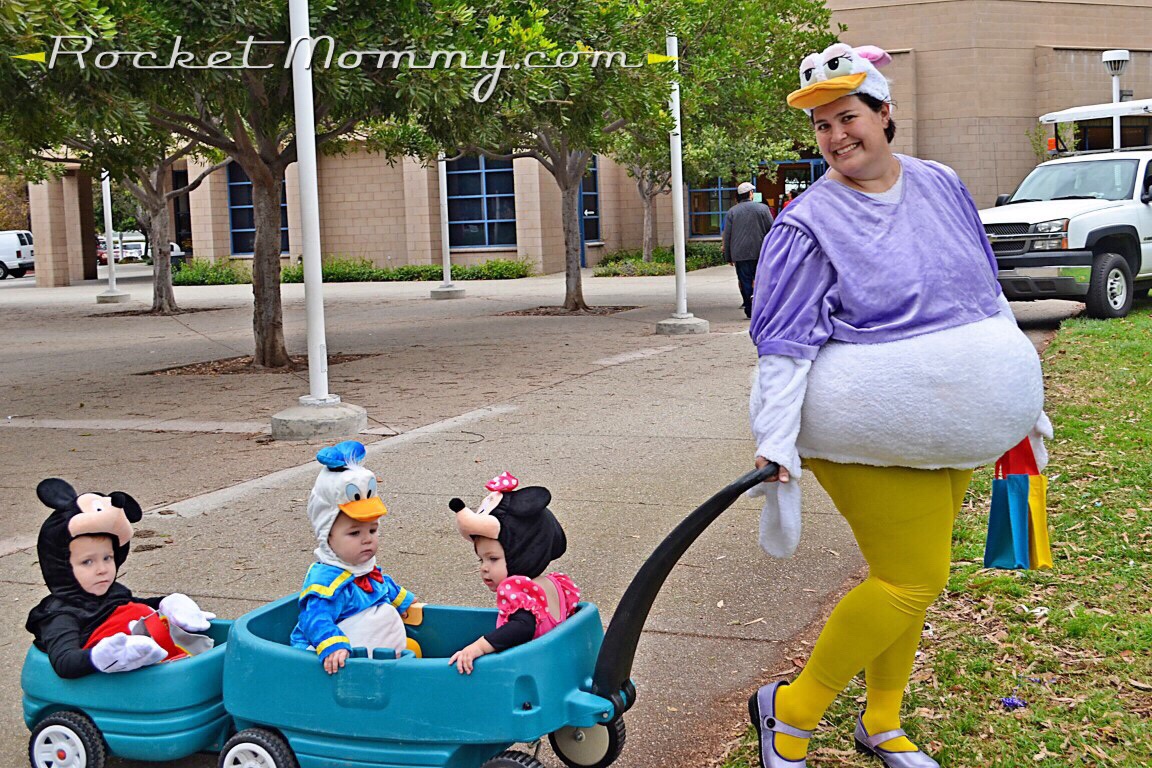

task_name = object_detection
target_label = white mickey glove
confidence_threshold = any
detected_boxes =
[90,633,167,673]
[158,593,216,632]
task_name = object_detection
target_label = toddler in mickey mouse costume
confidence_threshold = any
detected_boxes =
[25,478,215,679]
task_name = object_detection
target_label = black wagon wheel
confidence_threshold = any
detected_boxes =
[481,750,547,768]
[0,262,10,279]
[549,716,626,768]
[218,728,299,768]
[28,710,107,768]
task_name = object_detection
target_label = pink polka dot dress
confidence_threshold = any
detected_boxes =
[494,573,580,638]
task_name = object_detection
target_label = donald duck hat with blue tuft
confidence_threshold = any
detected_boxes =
[308,441,388,575]
[787,43,892,114]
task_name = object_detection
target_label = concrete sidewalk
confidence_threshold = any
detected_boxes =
[5,265,1065,767]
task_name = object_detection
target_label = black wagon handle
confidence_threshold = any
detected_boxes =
[590,462,781,713]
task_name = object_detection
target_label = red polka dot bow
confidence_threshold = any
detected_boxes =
[485,472,519,492]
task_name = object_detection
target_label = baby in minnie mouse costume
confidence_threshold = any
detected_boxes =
[25,478,215,679]
[448,472,580,674]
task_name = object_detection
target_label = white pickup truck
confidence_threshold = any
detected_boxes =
[979,148,1152,319]
[980,99,1152,319]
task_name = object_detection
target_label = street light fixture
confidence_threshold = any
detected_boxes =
[1102,49,1130,149]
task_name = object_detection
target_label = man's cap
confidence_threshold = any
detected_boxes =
[737,182,755,195]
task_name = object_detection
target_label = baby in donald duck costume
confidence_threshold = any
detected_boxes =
[290,441,416,674]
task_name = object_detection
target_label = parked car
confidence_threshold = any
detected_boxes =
[146,242,188,269]
[97,241,145,265]
[0,229,35,279]
[979,149,1152,319]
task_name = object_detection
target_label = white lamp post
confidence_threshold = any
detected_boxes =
[655,33,708,336]
[270,0,367,439]
[1102,49,1130,150]
[96,171,129,304]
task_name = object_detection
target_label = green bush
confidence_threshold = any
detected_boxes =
[278,256,533,283]
[593,260,676,277]
[172,258,251,285]
[594,241,725,277]
[457,259,533,280]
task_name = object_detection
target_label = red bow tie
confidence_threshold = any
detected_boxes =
[353,568,384,593]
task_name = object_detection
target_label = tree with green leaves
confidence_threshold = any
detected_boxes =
[430,0,676,311]
[135,0,485,366]
[4,2,229,313]
[612,0,840,261]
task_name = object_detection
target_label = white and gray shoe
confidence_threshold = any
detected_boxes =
[854,715,941,768]
[747,681,811,768]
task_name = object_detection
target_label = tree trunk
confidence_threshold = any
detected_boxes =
[640,179,655,263]
[560,181,587,311]
[249,170,291,368]
[147,201,179,314]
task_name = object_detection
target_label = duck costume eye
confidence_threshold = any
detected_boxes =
[786,43,893,114]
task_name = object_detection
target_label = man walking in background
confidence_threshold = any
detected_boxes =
[722,181,774,319]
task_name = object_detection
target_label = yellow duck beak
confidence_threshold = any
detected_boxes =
[787,73,868,110]
[339,496,388,522]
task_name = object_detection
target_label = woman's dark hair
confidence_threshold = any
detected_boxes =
[856,93,896,143]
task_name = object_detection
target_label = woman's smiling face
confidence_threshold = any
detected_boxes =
[812,95,892,182]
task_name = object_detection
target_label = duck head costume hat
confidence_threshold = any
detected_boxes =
[308,440,388,576]
[449,472,567,579]
[786,43,892,115]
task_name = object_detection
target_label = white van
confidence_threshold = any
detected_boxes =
[0,229,35,279]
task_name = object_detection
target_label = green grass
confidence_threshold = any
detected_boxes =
[721,302,1152,768]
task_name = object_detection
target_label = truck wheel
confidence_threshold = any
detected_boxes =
[0,263,9,279]
[29,711,107,768]
[481,750,546,768]
[549,717,626,768]
[1085,252,1133,319]
[218,728,298,768]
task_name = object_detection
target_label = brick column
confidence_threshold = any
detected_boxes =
[29,176,70,287]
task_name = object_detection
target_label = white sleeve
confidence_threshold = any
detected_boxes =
[1029,410,1053,472]
[746,355,811,558]
[749,355,810,475]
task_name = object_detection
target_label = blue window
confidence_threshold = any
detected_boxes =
[227,162,288,255]
[689,178,741,238]
[581,156,601,242]
[446,156,517,247]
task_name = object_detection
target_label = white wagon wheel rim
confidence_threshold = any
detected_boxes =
[221,741,278,768]
[32,724,88,768]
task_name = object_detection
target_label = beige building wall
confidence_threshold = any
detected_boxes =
[186,157,235,263]
[828,0,1152,205]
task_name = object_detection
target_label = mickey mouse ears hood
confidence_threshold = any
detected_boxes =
[490,485,566,579]
[450,472,567,579]
[34,477,142,606]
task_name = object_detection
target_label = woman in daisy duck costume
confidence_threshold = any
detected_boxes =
[290,441,416,674]
[745,43,1051,768]
[447,472,580,675]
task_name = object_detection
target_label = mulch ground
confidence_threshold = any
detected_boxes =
[498,305,638,316]
[142,354,374,376]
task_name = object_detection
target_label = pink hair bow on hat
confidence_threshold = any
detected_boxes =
[485,472,519,493]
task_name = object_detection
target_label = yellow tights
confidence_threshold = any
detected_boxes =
[771,459,972,761]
